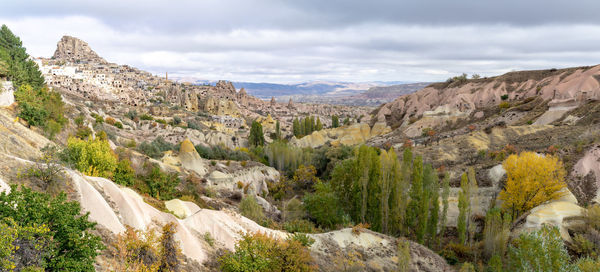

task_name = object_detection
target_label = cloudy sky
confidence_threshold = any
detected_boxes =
[2,0,600,83]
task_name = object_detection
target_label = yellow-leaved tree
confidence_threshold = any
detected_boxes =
[499,151,567,218]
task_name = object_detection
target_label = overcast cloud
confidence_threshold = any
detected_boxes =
[2,0,600,83]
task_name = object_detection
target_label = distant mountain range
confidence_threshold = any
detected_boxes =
[174,78,430,106]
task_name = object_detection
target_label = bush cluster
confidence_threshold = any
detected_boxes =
[62,137,118,178]
[218,232,315,272]
[292,116,322,138]
[111,223,182,271]
[137,137,176,159]
[0,186,103,271]
[137,163,180,200]
[239,195,266,224]
[195,144,250,161]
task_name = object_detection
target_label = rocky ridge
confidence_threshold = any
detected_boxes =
[374,66,600,134]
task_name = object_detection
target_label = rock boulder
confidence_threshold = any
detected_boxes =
[309,228,452,272]
[178,139,207,176]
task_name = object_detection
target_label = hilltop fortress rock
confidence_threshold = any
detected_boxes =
[53,35,106,63]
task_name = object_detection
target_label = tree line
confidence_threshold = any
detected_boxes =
[0,25,66,138]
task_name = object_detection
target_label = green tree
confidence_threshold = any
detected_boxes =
[303,182,345,229]
[14,84,66,138]
[14,85,47,126]
[483,208,511,259]
[137,136,176,159]
[457,172,469,245]
[355,145,380,226]
[415,163,434,244]
[0,25,45,89]
[275,120,281,140]
[331,115,339,128]
[330,158,358,216]
[467,167,479,252]
[426,164,440,247]
[63,136,118,178]
[248,120,265,147]
[219,232,315,272]
[507,225,575,272]
[391,148,412,236]
[406,155,423,238]
[113,158,135,186]
[303,117,311,136]
[379,148,398,234]
[1,25,66,137]
[0,185,104,271]
[142,163,180,200]
[315,117,323,131]
[239,195,266,224]
[265,141,312,175]
[439,173,450,247]
[293,118,301,137]
[488,254,503,272]
[299,118,305,137]
[343,117,350,126]
[365,147,381,231]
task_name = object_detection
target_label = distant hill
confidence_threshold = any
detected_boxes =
[359,82,431,100]
[177,78,425,106]
[179,79,407,96]
[274,82,430,106]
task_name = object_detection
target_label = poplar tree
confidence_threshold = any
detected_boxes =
[483,207,511,259]
[439,173,450,248]
[416,164,433,243]
[357,145,371,223]
[343,117,350,126]
[332,115,339,128]
[248,121,265,147]
[467,167,479,256]
[315,117,323,131]
[275,120,281,140]
[406,155,423,239]
[304,117,310,136]
[426,165,440,247]
[393,148,412,236]
[366,147,381,230]
[379,149,395,234]
[458,172,470,245]
[299,118,305,137]
[330,158,358,217]
[293,118,300,137]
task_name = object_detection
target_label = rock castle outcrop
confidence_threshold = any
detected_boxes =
[53,35,106,63]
